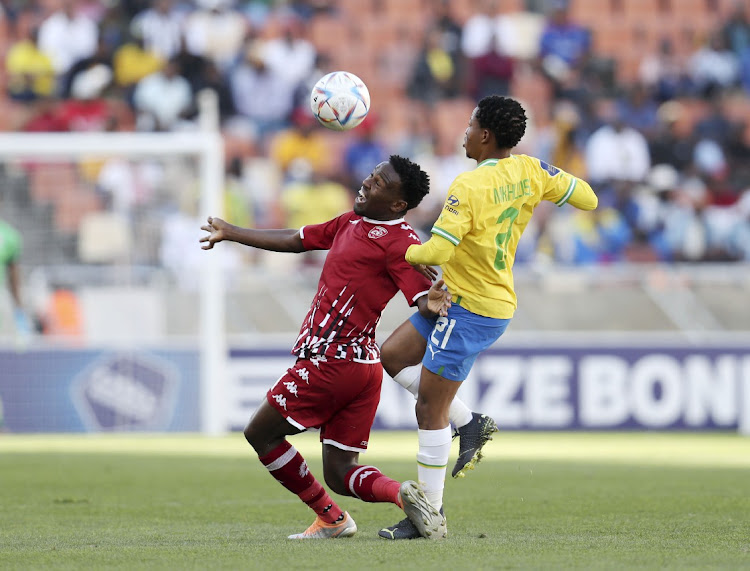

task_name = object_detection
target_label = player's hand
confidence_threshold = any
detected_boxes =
[412,264,439,281]
[426,279,451,317]
[200,216,228,250]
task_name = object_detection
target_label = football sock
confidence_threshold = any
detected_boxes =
[416,427,452,511]
[393,365,474,428]
[345,465,402,507]
[450,400,474,429]
[258,440,344,524]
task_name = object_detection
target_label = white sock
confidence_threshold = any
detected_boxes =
[450,400,473,429]
[392,364,421,397]
[416,426,452,511]
[393,365,473,428]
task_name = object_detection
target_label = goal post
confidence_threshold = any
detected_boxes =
[0,93,227,435]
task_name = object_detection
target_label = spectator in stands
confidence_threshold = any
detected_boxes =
[58,63,116,131]
[19,97,68,133]
[130,0,184,61]
[228,40,295,143]
[5,26,55,102]
[280,159,350,231]
[639,37,691,102]
[133,58,194,131]
[269,107,334,177]
[648,101,695,172]
[584,100,651,190]
[688,31,741,98]
[112,32,165,95]
[430,0,464,83]
[537,0,591,96]
[721,1,750,58]
[461,0,517,63]
[61,38,114,100]
[548,101,587,178]
[38,0,98,79]
[342,113,388,192]
[407,28,461,104]
[616,84,660,139]
[183,0,248,72]
[460,0,517,98]
[263,14,317,94]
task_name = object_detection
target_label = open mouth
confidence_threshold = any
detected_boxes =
[355,188,366,204]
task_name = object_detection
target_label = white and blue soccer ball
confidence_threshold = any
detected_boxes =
[310,71,370,131]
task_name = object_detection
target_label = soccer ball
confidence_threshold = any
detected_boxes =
[310,71,370,131]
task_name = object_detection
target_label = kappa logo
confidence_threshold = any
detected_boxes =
[427,345,441,359]
[299,460,309,478]
[296,367,310,383]
[447,194,460,206]
[272,393,287,410]
[368,226,388,239]
[283,380,299,397]
[349,219,360,224]
[358,469,377,486]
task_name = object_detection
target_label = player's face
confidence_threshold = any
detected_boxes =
[463,107,482,160]
[354,161,405,220]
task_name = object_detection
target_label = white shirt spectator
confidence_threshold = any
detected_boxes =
[133,65,193,131]
[131,1,185,60]
[460,12,518,58]
[263,33,316,89]
[584,124,651,183]
[183,5,247,70]
[38,9,98,75]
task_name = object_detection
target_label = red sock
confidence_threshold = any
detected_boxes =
[345,465,402,507]
[258,441,344,524]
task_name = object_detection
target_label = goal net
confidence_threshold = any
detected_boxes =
[0,98,227,434]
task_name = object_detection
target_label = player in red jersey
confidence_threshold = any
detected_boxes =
[200,155,449,539]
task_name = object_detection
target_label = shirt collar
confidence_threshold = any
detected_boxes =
[362,216,406,225]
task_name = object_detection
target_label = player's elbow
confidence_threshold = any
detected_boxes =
[582,194,598,211]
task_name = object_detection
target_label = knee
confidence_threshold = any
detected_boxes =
[380,339,400,378]
[243,419,263,452]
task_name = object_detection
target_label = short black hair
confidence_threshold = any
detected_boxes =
[389,154,430,211]
[475,96,527,149]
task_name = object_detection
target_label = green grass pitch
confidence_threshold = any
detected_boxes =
[1,431,748,570]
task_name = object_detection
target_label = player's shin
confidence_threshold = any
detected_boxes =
[259,440,344,524]
[345,465,402,507]
[416,427,452,511]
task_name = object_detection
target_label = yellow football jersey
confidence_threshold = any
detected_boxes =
[407,154,597,319]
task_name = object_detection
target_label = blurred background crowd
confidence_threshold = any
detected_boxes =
[1,0,750,276]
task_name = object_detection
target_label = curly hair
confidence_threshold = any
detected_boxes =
[475,96,527,149]
[389,154,430,211]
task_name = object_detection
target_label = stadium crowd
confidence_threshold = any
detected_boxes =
[1,0,750,267]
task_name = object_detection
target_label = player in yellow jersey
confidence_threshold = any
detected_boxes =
[379,95,597,540]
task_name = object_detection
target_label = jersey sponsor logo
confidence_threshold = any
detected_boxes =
[447,194,460,206]
[368,226,388,239]
[539,160,560,176]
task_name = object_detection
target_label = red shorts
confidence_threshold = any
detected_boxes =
[266,357,383,452]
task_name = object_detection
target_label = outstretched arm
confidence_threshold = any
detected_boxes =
[200,216,305,253]
[566,178,598,211]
